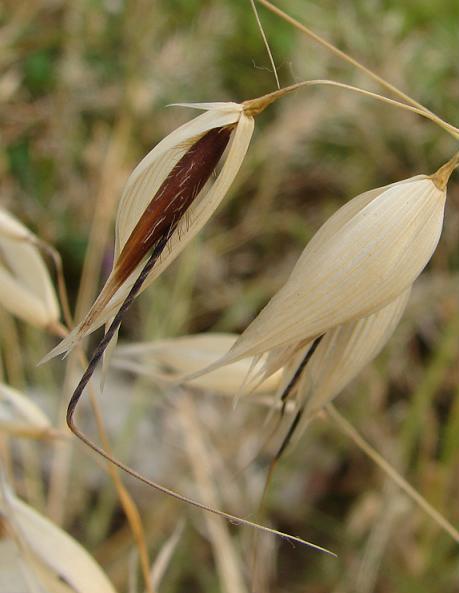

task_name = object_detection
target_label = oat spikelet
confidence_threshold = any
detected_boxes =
[43,103,254,362]
[186,155,457,400]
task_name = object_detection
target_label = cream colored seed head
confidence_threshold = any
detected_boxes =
[188,155,457,382]
[44,102,255,363]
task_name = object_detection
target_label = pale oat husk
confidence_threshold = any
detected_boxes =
[0,382,54,439]
[43,103,255,363]
[0,471,117,593]
[0,209,59,329]
[113,333,280,395]
[190,158,457,378]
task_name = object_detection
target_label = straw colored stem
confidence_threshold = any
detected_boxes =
[177,395,248,593]
[74,116,130,324]
[257,1,439,115]
[244,79,459,140]
[35,240,74,329]
[249,0,280,90]
[326,404,459,542]
[81,367,155,593]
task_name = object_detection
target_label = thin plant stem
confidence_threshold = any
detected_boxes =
[249,0,280,89]
[250,340,322,589]
[65,240,335,556]
[82,370,155,593]
[0,309,25,388]
[46,330,156,593]
[326,403,459,543]
[35,239,73,330]
[178,396,248,593]
[244,79,459,140]
[257,0,458,129]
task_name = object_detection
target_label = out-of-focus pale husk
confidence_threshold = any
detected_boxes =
[44,104,254,362]
[193,175,445,374]
[0,475,117,593]
[0,209,59,329]
[114,333,281,395]
[0,208,35,241]
[0,383,52,438]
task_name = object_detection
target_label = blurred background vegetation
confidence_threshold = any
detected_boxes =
[1,0,459,591]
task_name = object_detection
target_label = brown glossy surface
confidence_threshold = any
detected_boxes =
[114,125,233,286]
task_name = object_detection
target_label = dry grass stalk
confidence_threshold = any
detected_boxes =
[149,520,185,592]
[257,0,459,140]
[326,404,459,542]
[177,396,248,593]
[113,333,280,396]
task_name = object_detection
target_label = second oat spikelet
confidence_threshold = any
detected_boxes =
[187,153,459,387]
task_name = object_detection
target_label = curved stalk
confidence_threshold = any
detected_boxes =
[244,79,459,140]
[257,0,455,126]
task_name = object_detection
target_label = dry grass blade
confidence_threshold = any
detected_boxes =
[0,383,50,430]
[257,0,459,138]
[326,404,459,543]
[84,377,155,593]
[0,382,60,440]
[150,520,185,592]
[177,396,248,593]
